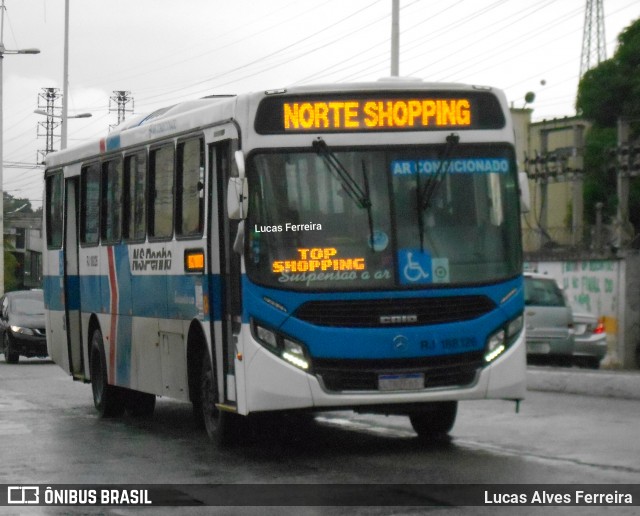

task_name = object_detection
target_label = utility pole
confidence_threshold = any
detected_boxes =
[391,0,399,76]
[36,87,62,163]
[0,0,39,295]
[61,0,69,149]
[614,118,635,247]
[109,90,134,131]
[579,0,606,78]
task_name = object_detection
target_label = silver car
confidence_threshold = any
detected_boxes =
[572,310,607,369]
[524,273,574,366]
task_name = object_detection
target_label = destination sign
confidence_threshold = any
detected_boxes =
[284,98,471,130]
[255,91,505,134]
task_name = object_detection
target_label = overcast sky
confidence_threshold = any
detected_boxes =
[1,0,638,208]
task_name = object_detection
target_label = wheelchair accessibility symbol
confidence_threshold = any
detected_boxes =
[399,249,432,285]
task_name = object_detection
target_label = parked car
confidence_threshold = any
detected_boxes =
[524,273,574,366]
[572,309,607,368]
[0,290,47,364]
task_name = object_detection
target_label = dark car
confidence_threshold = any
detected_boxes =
[0,290,47,363]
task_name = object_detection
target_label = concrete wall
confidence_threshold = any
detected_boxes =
[525,253,640,369]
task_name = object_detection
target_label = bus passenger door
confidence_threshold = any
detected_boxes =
[208,140,242,409]
[64,176,85,379]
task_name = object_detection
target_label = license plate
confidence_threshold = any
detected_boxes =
[528,342,551,354]
[378,373,424,391]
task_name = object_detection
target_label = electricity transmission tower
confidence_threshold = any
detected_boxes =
[579,0,606,77]
[36,87,62,163]
[109,90,134,131]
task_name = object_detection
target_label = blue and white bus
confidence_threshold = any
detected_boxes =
[43,80,527,445]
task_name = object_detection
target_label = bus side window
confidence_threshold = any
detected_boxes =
[176,137,204,237]
[81,162,101,246]
[123,152,147,241]
[45,170,63,249]
[101,158,123,244]
[149,144,175,240]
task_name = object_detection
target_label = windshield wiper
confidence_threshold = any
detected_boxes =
[416,133,460,251]
[313,138,371,209]
[417,133,460,211]
[313,138,376,250]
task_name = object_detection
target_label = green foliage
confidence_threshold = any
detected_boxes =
[576,18,640,125]
[583,126,617,224]
[3,192,35,215]
[3,193,39,292]
[577,61,626,126]
[576,18,640,234]
[3,248,20,293]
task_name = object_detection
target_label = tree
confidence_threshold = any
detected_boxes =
[3,192,40,292]
[3,192,36,215]
[582,126,617,224]
[576,17,640,229]
[3,245,19,292]
[577,18,640,125]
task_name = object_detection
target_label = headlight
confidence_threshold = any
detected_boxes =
[251,320,311,371]
[10,325,34,336]
[484,314,523,363]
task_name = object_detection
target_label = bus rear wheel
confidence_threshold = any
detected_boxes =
[90,328,125,418]
[409,401,457,440]
[200,352,237,447]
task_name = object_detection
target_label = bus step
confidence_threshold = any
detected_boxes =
[215,403,238,413]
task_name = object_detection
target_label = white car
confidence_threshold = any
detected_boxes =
[524,273,574,366]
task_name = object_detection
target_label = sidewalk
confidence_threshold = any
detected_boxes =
[527,366,640,400]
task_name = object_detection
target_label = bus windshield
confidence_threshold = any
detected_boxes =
[246,144,521,291]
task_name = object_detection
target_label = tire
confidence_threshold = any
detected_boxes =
[587,357,601,369]
[89,328,125,418]
[200,351,237,447]
[3,333,19,364]
[409,401,458,440]
[124,389,156,418]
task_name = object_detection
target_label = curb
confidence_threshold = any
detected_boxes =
[526,367,640,400]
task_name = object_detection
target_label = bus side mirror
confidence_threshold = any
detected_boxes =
[234,150,246,179]
[518,171,530,213]
[227,177,248,220]
[233,220,245,254]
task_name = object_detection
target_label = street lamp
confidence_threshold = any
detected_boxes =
[34,109,92,119]
[33,109,92,162]
[0,0,40,295]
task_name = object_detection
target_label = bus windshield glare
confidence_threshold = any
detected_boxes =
[246,143,521,291]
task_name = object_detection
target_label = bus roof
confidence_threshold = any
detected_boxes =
[43,79,504,169]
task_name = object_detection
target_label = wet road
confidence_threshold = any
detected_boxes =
[1,358,639,515]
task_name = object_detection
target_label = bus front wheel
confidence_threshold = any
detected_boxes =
[90,328,125,418]
[3,333,19,364]
[200,353,237,446]
[409,401,457,440]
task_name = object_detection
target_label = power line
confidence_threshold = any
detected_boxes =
[36,87,62,163]
[109,90,134,130]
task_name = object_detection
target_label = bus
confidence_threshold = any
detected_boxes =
[42,80,527,445]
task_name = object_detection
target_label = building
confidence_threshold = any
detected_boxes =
[512,108,592,255]
[4,212,43,290]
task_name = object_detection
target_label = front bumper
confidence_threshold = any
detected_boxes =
[526,335,574,357]
[9,333,48,358]
[240,328,527,414]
